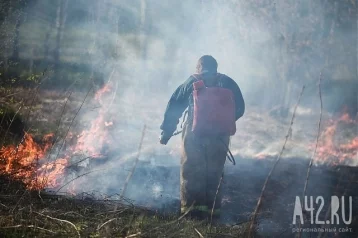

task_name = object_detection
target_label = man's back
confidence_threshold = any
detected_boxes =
[160,72,245,140]
[159,55,245,220]
[191,73,237,136]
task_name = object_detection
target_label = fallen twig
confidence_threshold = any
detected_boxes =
[125,202,195,238]
[34,211,80,238]
[176,202,195,221]
[125,232,142,238]
[97,218,117,230]
[248,86,306,237]
[206,233,236,238]
[60,211,85,218]
[0,224,56,234]
[194,227,205,238]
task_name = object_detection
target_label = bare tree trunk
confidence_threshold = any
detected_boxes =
[29,47,34,74]
[43,30,50,60]
[1,1,14,75]
[11,0,28,60]
[12,14,22,60]
[137,0,149,94]
[54,0,63,66]
[274,1,294,117]
[90,0,103,88]
[54,0,68,71]
[280,36,292,115]
[139,0,147,60]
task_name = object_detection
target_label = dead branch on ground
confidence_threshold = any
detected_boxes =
[34,211,81,238]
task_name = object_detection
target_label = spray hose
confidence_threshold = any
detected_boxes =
[219,138,236,165]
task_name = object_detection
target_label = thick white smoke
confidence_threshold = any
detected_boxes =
[9,0,357,213]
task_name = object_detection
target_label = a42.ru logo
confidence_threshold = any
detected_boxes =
[292,196,352,225]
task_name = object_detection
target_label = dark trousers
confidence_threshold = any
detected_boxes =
[180,123,229,218]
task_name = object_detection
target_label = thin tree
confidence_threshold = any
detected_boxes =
[54,0,68,72]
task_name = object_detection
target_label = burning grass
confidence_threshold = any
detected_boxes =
[0,132,69,190]
[0,82,116,191]
[315,112,358,165]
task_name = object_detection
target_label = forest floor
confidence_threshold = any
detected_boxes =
[0,175,252,238]
[0,84,357,237]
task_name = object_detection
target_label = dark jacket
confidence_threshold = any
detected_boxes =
[160,73,245,135]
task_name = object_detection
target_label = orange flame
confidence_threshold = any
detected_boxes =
[315,112,358,165]
[95,83,111,102]
[74,83,113,156]
[74,114,111,156]
[0,132,67,190]
[253,111,357,165]
[0,83,115,191]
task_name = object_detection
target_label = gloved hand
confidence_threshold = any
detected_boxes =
[159,131,172,145]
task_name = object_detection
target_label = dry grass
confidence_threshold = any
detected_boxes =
[0,176,251,238]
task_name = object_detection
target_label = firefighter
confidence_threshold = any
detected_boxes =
[159,55,245,219]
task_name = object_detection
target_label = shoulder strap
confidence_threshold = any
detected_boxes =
[216,73,224,88]
[191,74,206,90]
[192,73,224,87]
[192,74,201,81]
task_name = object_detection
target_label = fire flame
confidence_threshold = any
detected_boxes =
[0,83,114,191]
[254,111,357,165]
[0,133,67,190]
[74,114,112,157]
[315,112,358,165]
[74,83,114,157]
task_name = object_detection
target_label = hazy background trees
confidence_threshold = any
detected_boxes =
[0,0,356,116]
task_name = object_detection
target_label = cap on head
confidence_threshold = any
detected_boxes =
[196,55,218,74]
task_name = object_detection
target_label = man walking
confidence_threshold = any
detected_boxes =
[159,55,245,219]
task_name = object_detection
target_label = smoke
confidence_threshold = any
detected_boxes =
[3,0,357,220]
